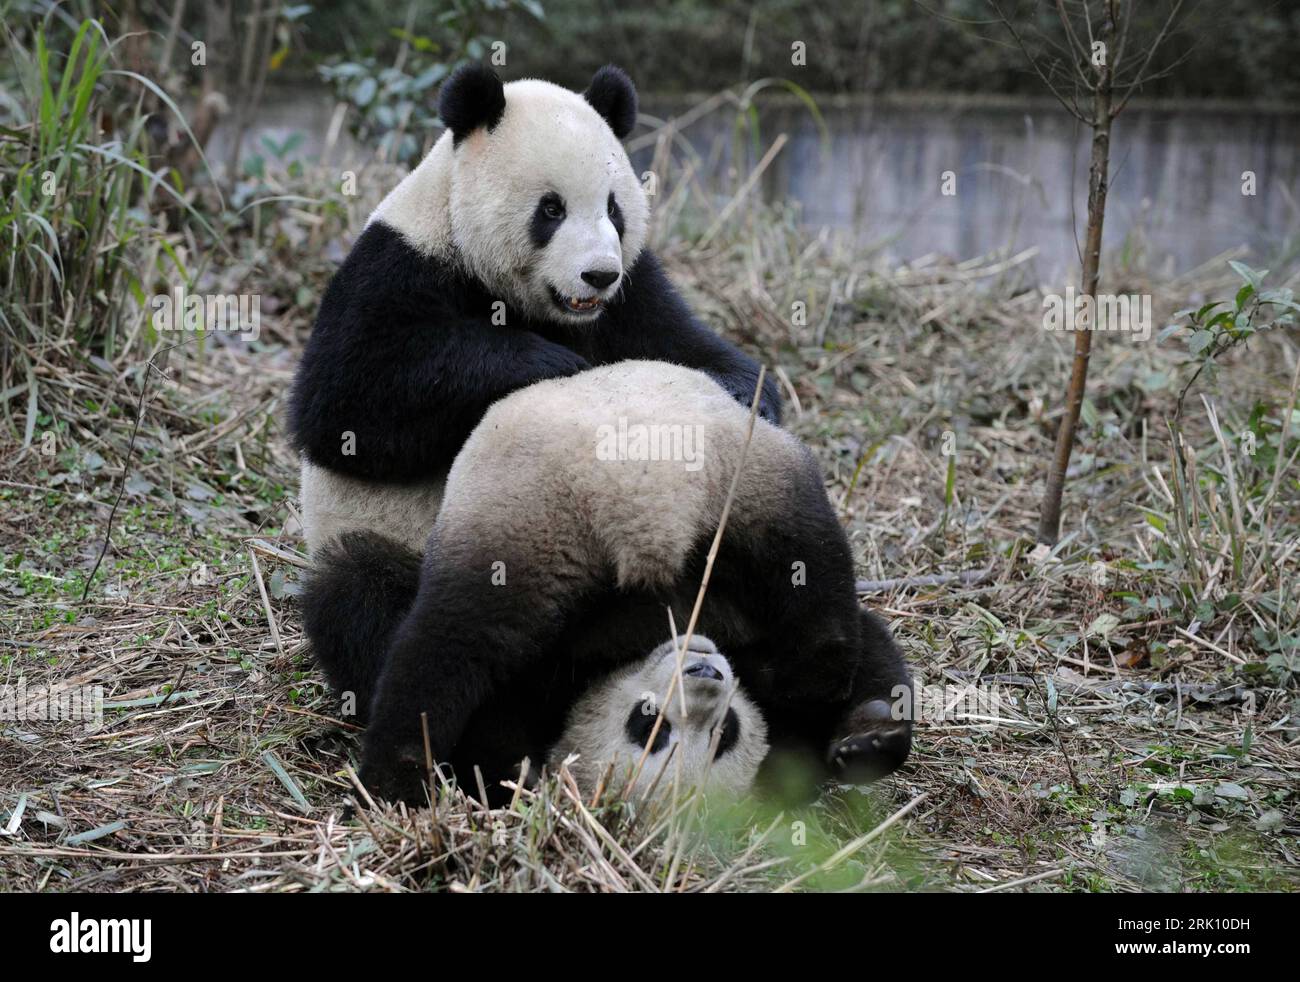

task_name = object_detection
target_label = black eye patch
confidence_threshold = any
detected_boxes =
[625,702,670,754]
[607,192,624,239]
[712,708,740,757]
[530,192,566,248]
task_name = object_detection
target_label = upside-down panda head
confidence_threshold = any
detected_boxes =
[550,635,769,799]
[436,63,649,324]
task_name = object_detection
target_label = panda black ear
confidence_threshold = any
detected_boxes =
[584,65,638,140]
[439,63,506,144]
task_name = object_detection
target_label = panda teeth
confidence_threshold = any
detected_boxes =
[552,288,602,314]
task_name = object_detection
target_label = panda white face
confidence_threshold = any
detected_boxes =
[448,78,649,325]
[550,635,769,798]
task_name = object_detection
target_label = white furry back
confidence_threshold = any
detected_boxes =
[437,361,806,591]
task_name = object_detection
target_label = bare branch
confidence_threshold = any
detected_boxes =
[909,0,1004,26]
[1115,44,1198,93]
[1032,22,1083,67]
[1112,0,1184,117]
[1025,3,1090,67]
[1066,110,1084,269]
[1114,0,1134,69]
[1056,0,1089,61]
[987,0,1094,123]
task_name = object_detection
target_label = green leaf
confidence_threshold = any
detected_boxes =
[1086,612,1121,638]
[1194,300,1226,321]
[262,751,309,811]
[1080,398,1098,428]
[1228,260,1266,288]
[354,77,377,107]
[65,820,126,845]
[105,69,226,209]
[1187,329,1215,355]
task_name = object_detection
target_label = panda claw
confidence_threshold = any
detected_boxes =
[827,698,911,785]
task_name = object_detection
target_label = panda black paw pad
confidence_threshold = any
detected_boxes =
[827,699,911,784]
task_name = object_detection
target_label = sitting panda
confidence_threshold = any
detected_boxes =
[289,63,779,558]
[303,361,912,805]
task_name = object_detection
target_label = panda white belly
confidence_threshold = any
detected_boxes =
[299,460,445,556]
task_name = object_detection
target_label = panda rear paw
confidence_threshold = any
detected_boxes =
[826,698,911,784]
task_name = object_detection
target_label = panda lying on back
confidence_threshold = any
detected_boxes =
[303,362,912,805]
[289,63,780,555]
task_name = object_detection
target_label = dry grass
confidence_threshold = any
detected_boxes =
[2,133,1299,891]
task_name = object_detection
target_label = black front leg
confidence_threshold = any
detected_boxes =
[356,533,580,804]
[748,610,913,802]
[289,220,594,482]
[291,315,590,482]
[703,363,782,424]
[360,582,550,803]
[358,616,496,805]
[825,608,914,785]
[688,462,912,798]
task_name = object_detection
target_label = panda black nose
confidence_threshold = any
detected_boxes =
[684,661,724,681]
[581,269,619,290]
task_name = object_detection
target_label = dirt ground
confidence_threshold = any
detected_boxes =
[2,220,1297,892]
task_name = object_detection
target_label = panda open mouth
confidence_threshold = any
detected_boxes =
[684,661,726,683]
[550,288,604,316]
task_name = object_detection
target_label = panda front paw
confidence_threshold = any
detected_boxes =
[534,340,591,380]
[711,371,780,423]
[358,742,436,807]
[826,698,911,784]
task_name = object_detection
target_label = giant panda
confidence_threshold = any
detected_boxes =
[303,361,913,806]
[289,63,780,558]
